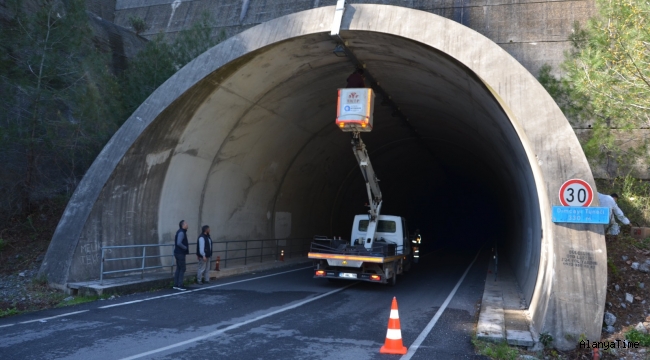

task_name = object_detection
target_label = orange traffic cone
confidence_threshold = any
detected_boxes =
[380,297,408,355]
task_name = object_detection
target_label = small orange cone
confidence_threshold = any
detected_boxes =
[380,297,408,355]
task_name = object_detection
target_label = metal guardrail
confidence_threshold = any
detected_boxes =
[100,238,312,283]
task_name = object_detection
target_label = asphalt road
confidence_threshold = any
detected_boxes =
[0,248,490,360]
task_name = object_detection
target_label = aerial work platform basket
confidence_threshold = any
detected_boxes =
[336,88,375,132]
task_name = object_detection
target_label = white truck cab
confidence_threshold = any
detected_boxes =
[351,215,409,255]
[309,213,413,285]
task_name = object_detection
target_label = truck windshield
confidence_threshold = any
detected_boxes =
[358,220,396,233]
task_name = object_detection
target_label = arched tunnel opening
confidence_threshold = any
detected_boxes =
[149,31,541,305]
[40,5,607,347]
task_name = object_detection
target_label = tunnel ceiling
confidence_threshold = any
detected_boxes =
[154,31,534,244]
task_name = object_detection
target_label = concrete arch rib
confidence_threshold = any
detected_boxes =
[40,4,605,350]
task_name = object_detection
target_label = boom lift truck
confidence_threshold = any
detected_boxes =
[308,88,413,285]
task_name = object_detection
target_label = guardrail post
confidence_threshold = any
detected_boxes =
[260,240,264,263]
[100,247,105,284]
[244,241,248,265]
[141,247,146,279]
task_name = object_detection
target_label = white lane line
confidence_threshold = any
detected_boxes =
[3,266,313,327]
[400,249,482,360]
[119,282,356,360]
[99,266,313,309]
[18,310,89,325]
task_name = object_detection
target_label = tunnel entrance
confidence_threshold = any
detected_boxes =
[41,4,606,350]
[223,31,541,305]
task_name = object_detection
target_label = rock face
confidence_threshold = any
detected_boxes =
[87,13,148,75]
[0,2,147,76]
[86,0,116,22]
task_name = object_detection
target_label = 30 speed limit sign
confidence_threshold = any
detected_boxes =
[559,179,593,207]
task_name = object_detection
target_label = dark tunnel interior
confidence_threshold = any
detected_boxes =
[136,31,541,304]
[331,132,511,255]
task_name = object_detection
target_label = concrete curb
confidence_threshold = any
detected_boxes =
[476,260,536,348]
[68,257,311,296]
[477,259,505,342]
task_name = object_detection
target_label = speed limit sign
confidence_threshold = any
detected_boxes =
[559,179,593,207]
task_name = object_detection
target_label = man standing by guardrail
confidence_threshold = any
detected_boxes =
[196,225,213,284]
[174,220,190,291]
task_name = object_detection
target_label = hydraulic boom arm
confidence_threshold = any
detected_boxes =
[351,132,382,249]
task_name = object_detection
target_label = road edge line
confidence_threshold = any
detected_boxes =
[400,248,483,360]
[18,310,89,324]
[99,266,313,309]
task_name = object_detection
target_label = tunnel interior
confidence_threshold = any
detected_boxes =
[147,31,541,304]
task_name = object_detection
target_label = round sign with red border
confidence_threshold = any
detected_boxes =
[559,179,593,207]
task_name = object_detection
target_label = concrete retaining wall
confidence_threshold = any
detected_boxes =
[112,0,596,77]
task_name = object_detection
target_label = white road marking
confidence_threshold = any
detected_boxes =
[400,248,482,360]
[119,282,356,360]
[99,266,313,309]
[3,265,313,328]
[18,310,89,325]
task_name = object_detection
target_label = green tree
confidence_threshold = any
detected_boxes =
[120,13,224,117]
[0,0,123,219]
[539,0,650,176]
[0,2,225,226]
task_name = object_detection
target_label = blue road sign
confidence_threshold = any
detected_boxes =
[552,206,610,224]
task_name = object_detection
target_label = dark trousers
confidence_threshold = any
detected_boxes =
[174,253,186,287]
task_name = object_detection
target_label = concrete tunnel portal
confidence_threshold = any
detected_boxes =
[40,5,607,350]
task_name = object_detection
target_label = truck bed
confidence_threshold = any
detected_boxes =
[308,238,405,264]
[308,237,409,284]
[307,252,404,263]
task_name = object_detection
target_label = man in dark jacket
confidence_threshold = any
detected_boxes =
[173,220,189,290]
[196,225,213,284]
[346,68,366,88]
